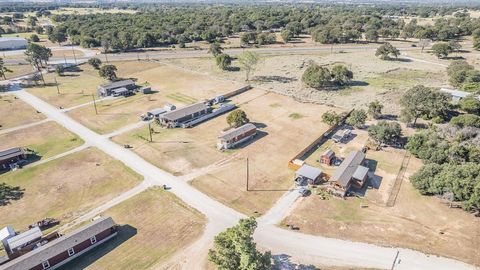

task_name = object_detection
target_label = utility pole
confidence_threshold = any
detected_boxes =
[137,53,140,61]
[246,156,249,191]
[91,94,98,115]
[105,53,109,63]
[71,46,77,65]
[54,76,59,94]
[63,54,67,65]
[148,121,153,142]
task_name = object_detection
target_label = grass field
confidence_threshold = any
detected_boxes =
[114,88,341,215]
[4,64,36,79]
[0,95,45,130]
[282,156,480,266]
[68,61,244,134]
[0,121,83,160]
[0,147,142,232]
[61,187,205,270]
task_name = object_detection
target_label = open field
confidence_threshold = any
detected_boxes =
[0,121,83,159]
[62,187,205,270]
[4,64,36,79]
[114,88,342,215]
[282,156,480,266]
[1,32,48,40]
[68,61,244,134]
[0,147,142,232]
[164,41,446,115]
[0,94,45,130]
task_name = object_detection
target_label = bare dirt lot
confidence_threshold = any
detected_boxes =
[114,88,342,215]
[0,94,45,130]
[68,61,245,134]
[0,121,83,159]
[282,156,480,266]
[0,147,142,232]
[62,187,205,270]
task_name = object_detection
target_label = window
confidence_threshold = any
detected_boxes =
[42,260,50,269]
[67,248,75,256]
[90,236,97,244]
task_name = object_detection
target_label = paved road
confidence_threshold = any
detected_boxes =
[10,86,476,270]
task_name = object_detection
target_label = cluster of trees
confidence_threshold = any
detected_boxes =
[399,85,450,126]
[240,32,276,46]
[430,40,461,59]
[302,62,353,89]
[447,60,480,93]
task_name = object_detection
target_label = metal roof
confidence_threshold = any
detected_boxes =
[296,164,322,180]
[6,227,42,251]
[0,147,25,161]
[111,87,129,94]
[440,88,471,98]
[0,217,115,270]
[0,227,15,243]
[331,151,365,187]
[352,165,369,181]
[147,108,166,116]
[0,38,26,42]
[161,103,209,122]
[99,79,135,90]
[218,123,257,141]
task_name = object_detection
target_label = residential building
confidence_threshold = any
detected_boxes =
[0,217,117,270]
[320,149,335,165]
[159,103,211,128]
[330,150,369,196]
[97,80,136,97]
[217,123,257,150]
[440,88,480,104]
[0,148,26,170]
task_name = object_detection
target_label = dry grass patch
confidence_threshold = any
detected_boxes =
[0,95,45,130]
[0,147,142,232]
[4,64,35,79]
[0,121,83,159]
[282,157,480,266]
[62,187,205,270]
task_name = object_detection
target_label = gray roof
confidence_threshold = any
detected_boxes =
[99,79,135,90]
[0,217,115,270]
[6,227,42,251]
[111,87,129,94]
[0,147,25,162]
[218,123,256,141]
[331,151,365,187]
[148,108,166,116]
[161,103,209,122]
[296,164,322,180]
[0,37,26,42]
[352,165,369,181]
[322,149,334,158]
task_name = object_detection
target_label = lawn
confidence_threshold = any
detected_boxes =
[3,64,36,79]
[0,147,142,232]
[0,121,83,160]
[61,187,205,270]
[0,94,45,130]
[114,88,342,216]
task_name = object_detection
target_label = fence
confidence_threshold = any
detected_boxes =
[386,152,411,207]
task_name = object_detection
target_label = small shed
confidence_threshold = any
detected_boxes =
[332,129,351,143]
[5,227,42,253]
[295,164,323,185]
[320,149,335,165]
[352,165,369,187]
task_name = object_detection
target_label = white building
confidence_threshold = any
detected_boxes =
[0,37,27,50]
[440,88,480,104]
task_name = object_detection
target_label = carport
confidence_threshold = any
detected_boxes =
[295,164,323,185]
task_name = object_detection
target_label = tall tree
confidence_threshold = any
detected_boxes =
[368,121,402,145]
[431,42,453,59]
[368,100,383,119]
[0,58,12,80]
[346,109,367,128]
[400,85,450,126]
[216,53,232,70]
[208,42,223,57]
[24,43,51,85]
[88,58,102,70]
[208,217,271,270]
[99,65,118,81]
[238,51,260,81]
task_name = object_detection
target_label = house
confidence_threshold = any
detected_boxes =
[97,80,137,97]
[440,88,480,104]
[332,129,351,143]
[295,164,323,185]
[0,38,27,50]
[320,149,335,165]
[159,103,212,128]
[330,150,369,196]
[0,217,117,270]
[217,123,257,150]
[0,148,27,170]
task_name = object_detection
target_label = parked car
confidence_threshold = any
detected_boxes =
[298,187,310,197]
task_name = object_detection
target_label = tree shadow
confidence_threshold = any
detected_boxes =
[348,80,369,87]
[272,254,318,270]
[253,76,297,83]
[59,224,137,270]
[225,66,240,72]
[391,57,412,62]
[0,183,25,206]
[379,114,398,121]
[444,56,465,60]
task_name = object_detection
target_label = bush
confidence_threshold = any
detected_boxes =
[346,109,367,128]
[450,114,480,128]
[321,110,343,126]
[30,34,40,42]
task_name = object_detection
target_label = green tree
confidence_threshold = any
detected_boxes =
[400,85,450,126]
[281,29,293,43]
[450,114,480,128]
[459,96,480,115]
[88,57,102,69]
[375,42,400,60]
[346,109,367,128]
[365,29,379,42]
[48,28,67,45]
[368,100,383,119]
[238,51,260,81]
[30,34,40,42]
[0,58,12,80]
[331,65,353,86]
[302,63,331,89]
[208,42,223,57]
[367,121,402,145]
[216,53,232,70]
[321,110,342,126]
[431,42,453,59]
[208,217,271,270]
[99,65,118,81]
[227,109,249,128]
[24,43,51,85]
[55,65,64,76]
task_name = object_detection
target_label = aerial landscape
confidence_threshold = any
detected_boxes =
[0,0,479,269]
